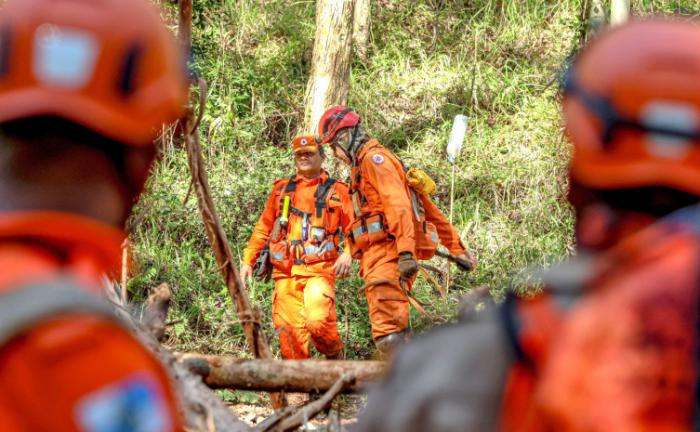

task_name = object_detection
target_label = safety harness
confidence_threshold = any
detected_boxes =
[268,174,342,270]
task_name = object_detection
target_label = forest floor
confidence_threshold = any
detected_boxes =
[229,394,365,430]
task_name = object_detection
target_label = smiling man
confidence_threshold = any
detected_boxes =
[241,136,353,360]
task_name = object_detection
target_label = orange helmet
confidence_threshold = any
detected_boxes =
[0,0,188,146]
[564,20,700,197]
[292,135,319,154]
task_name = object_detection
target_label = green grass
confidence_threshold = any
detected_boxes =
[129,0,700,361]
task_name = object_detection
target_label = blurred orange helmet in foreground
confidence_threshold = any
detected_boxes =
[0,0,188,146]
[564,20,700,197]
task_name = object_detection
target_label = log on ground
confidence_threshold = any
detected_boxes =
[179,354,387,393]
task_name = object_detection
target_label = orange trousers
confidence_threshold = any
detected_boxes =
[272,275,342,359]
[363,255,412,341]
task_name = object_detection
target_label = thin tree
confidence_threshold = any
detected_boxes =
[353,0,370,61]
[611,0,631,26]
[304,0,356,132]
[579,0,608,45]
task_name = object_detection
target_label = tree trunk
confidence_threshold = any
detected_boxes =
[179,354,387,393]
[611,0,631,26]
[353,0,370,61]
[580,0,607,44]
[304,0,356,133]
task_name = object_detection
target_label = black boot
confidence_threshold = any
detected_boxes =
[375,330,409,357]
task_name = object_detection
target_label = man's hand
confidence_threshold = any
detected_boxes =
[333,252,353,279]
[240,264,253,289]
[398,252,419,283]
[457,252,477,272]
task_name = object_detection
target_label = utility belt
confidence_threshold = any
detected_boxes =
[269,223,341,273]
[347,213,394,258]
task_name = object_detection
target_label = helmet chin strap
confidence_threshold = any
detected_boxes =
[347,124,360,164]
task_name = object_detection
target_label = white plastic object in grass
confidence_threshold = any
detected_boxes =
[447,114,468,163]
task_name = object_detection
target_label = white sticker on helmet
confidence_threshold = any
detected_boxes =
[641,101,697,160]
[33,24,99,89]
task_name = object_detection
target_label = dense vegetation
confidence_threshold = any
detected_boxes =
[129,0,700,375]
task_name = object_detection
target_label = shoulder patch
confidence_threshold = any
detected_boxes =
[371,154,385,165]
[76,373,170,432]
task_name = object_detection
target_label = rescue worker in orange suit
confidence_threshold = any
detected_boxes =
[241,136,353,360]
[317,107,477,354]
[356,20,700,432]
[0,0,188,430]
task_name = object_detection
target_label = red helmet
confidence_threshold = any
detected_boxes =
[0,0,188,146]
[564,20,700,197]
[318,106,360,144]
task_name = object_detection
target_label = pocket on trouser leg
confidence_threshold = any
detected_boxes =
[365,283,409,340]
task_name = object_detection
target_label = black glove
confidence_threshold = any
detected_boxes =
[398,252,419,283]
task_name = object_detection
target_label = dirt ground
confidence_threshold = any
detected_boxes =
[229,394,366,431]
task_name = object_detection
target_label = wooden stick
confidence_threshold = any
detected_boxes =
[260,374,355,432]
[141,283,172,342]
[120,239,129,303]
[419,267,445,299]
[445,163,456,294]
[177,0,285,409]
[343,296,349,359]
[179,354,386,394]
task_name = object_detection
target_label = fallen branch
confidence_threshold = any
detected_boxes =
[178,0,285,409]
[141,282,173,342]
[179,354,386,393]
[104,282,249,431]
[258,374,355,432]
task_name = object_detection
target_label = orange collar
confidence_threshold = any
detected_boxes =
[294,169,329,185]
[355,139,382,162]
[0,211,124,276]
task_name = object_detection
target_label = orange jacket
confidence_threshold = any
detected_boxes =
[0,211,183,431]
[501,220,700,431]
[0,212,124,291]
[243,170,353,278]
[349,140,467,258]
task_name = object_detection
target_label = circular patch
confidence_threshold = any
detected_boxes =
[300,138,308,146]
[372,154,385,164]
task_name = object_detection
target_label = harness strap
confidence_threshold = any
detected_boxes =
[0,280,123,347]
[314,178,337,218]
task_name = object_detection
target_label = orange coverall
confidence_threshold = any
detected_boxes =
[350,140,468,340]
[243,171,353,359]
[501,220,700,431]
[0,212,182,431]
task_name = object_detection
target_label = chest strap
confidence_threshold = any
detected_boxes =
[279,175,338,220]
[314,178,337,218]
